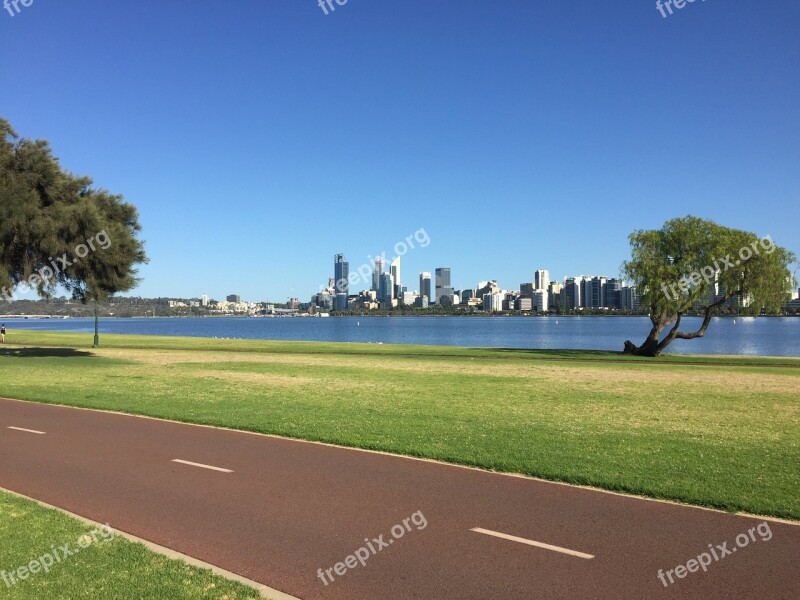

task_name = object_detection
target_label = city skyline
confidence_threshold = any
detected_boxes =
[302,252,643,313]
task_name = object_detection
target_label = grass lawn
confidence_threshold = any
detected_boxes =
[0,490,262,599]
[1,330,799,520]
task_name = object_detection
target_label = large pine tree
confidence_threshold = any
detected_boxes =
[0,118,147,305]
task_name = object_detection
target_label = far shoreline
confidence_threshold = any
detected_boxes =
[2,313,798,320]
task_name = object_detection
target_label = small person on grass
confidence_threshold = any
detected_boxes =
[0,323,5,342]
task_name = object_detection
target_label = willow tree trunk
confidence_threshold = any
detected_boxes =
[623,314,673,357]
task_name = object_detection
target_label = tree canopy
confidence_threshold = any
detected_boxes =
[623,216,795,356]
[0,118,147,304]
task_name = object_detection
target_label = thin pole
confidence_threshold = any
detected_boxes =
[93,299,99,348]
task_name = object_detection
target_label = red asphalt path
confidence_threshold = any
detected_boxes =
[0,398,798,599]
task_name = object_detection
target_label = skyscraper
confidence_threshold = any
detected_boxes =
[532,289,549,312]
[620,286,640,310]
[534,270,550,291]
[586,276,608,308]
[379,271,395,308]
[419,272,432,301]
[390,257,401,299]
[372,256,384,292]
[334,254,349,310]
[605,278,623,309]
[548,281,562,310]
[435,267,452,304]
[563,277,583,310]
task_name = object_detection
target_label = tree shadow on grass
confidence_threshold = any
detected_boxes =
[0,347,94,359]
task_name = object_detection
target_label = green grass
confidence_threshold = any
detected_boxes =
[1,330,799,521]
[0,491,262,599]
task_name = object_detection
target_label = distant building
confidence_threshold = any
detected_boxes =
[520,283,534,298]
[314,292,334,312]
[482,292,504,312]
[391,257,402,299]
[403,291,419,306]
[419,272,432,303]
[535,270,550,291]
[502,293,516,311]
[372,256,384,292]
[532,289,549,312]
[476,280,499,298]
[562,277,583,310]
[334,254,349,310]
[516,297,533,311]
[620,286,640,310]
[605,279,623,309]
[585,276,607,309]
[414,295,429,309]
[379,272,395,308]
[548,281,562,310]
[435,268,452,304]
[201,294,208,306]
[226,294,241,303]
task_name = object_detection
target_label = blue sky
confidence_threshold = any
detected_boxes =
[2,0,798,301]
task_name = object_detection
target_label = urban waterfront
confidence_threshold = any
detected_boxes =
[4,316,799,357]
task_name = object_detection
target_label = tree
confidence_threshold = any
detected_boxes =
[622,216,795,357]
[0,118,147,344]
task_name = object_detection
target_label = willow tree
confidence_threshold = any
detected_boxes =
[622,216,795,357]
[0,118,147,345]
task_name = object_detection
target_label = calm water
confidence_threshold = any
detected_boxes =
[3,316,799,357]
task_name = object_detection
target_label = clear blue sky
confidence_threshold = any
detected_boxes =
[2,1,798,301]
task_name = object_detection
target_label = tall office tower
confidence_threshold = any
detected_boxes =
[390,257,401,299]
[548,281,563,310]
[372,256,384,292]
[201,294,208,307]
[605,278,623,309]
[534,270,550,291]
[563,277,583,310]
[334,254,349,310]
[620,286,640,310]
[379,272,395,308]
[532,289,549,312]
[586,276,608,308]
[420,272,432,301]
[482,292,504,312]
[579,277,591,309]
[435,267,452,304]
